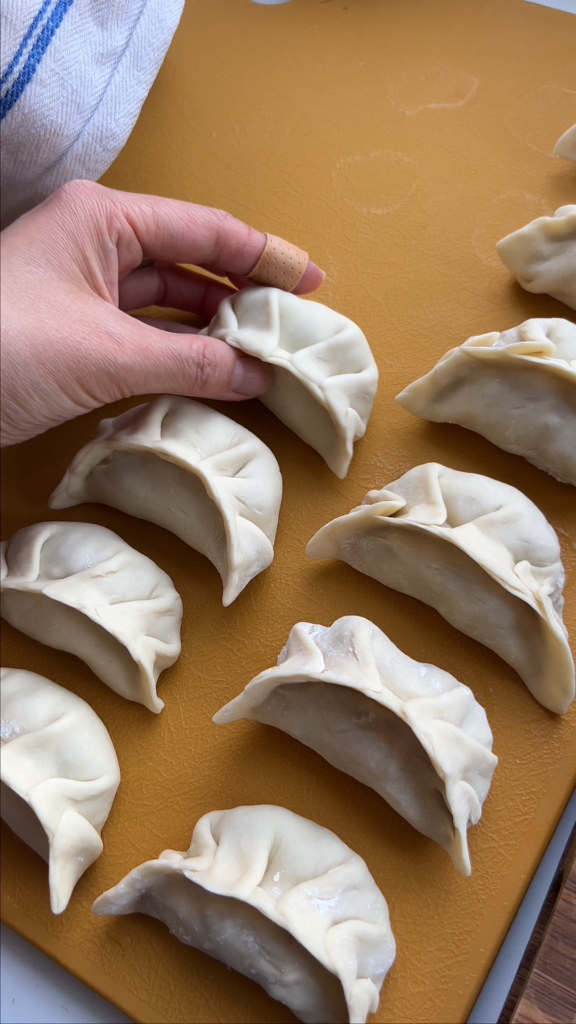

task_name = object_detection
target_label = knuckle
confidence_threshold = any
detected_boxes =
[53,179,104,207]
[191,339,220,393]
[218,210,257,268]
[209,207,245,255]
[45,181,109,238]
[212,208,236,232]
[42,180,122,262]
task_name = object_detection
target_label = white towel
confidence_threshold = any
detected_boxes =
[1,0,184,227]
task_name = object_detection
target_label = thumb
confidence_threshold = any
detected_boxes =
[106,312,271,402]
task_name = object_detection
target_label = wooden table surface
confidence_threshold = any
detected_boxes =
[500,833,576,1024]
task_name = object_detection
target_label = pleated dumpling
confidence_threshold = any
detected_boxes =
[396,318,576,485]
[495,205,576,310]
[554,124,576,161]
[1,521,182,713]
[49,396,283,606]
[214,617,497,876]
[92,804,395,1024]
[306,464,574,714]
[1,667,120,914]
[200,286,379,478]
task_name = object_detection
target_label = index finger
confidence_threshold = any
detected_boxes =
[105,185,326,294]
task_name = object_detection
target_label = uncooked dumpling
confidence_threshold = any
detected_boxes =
[214,616,497,876]
[49,395,283,605]
[200,286,378,478]
[554,124,576,161]
[1,521,182,713]
[1,667,120,914]
[92,804,395,1024]
[306,464,574,714]
[396,318,576,485]
[495,205,576,309]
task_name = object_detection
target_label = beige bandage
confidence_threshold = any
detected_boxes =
[247,233,309,291]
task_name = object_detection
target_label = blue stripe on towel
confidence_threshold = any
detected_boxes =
[1,0,75,121]
[0,0,54,88]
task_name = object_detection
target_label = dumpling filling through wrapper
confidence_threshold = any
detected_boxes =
[396,318,576,486]
[215,616,497,876]
[306,464,574,715]
[1,667,120,914]
[49,395,283,606]
[200,286,379,478]
[1,521,182,713]
[93,804,395,1024]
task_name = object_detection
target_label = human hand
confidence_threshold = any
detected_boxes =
[0,180,325,446]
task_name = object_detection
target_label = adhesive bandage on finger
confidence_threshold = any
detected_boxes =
[247,233,309,291]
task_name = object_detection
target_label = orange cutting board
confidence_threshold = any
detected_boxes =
[2,1,576,1022]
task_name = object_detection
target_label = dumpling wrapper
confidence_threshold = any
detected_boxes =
[1,667,120,914]
[49,395,283,606]
[1,521,182,713]
[495,205,576,310]
[214,616,497,876]
[306,464,574,715]
[199,286,378,478]
[395,318,576,486]
[554,124,576,161]
[92,804,395,1024]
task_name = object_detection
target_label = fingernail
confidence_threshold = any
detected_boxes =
[294,260,326,294]
[231,354,271,397]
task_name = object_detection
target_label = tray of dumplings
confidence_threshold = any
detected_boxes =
[2,1,575,1022]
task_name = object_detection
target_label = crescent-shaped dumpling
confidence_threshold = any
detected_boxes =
[396,318,576,485]
[495,205,576,310]
[1,667,120,914]
[1,521,182,713]
[200,286,379,478]
[306,464,574,714]
[214,616,497,876]
[49,395,283,605]
[92,804,395,1024]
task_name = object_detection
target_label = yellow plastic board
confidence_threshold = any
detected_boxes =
[2,1,575,1021]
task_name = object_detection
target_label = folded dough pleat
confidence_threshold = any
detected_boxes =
[1,667,120,914]
[306,464,574,714]
[93,804,395,1024]
[49,396,283,605]
[396,318,576,486]
[496,205,576,309]
[214,616,497,876]
[1,521,182,713]
[200,286,378,478]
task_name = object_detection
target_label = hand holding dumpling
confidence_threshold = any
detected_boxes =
[0,181,325,446]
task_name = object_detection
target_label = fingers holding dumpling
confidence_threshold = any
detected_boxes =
[200,286,378,478]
